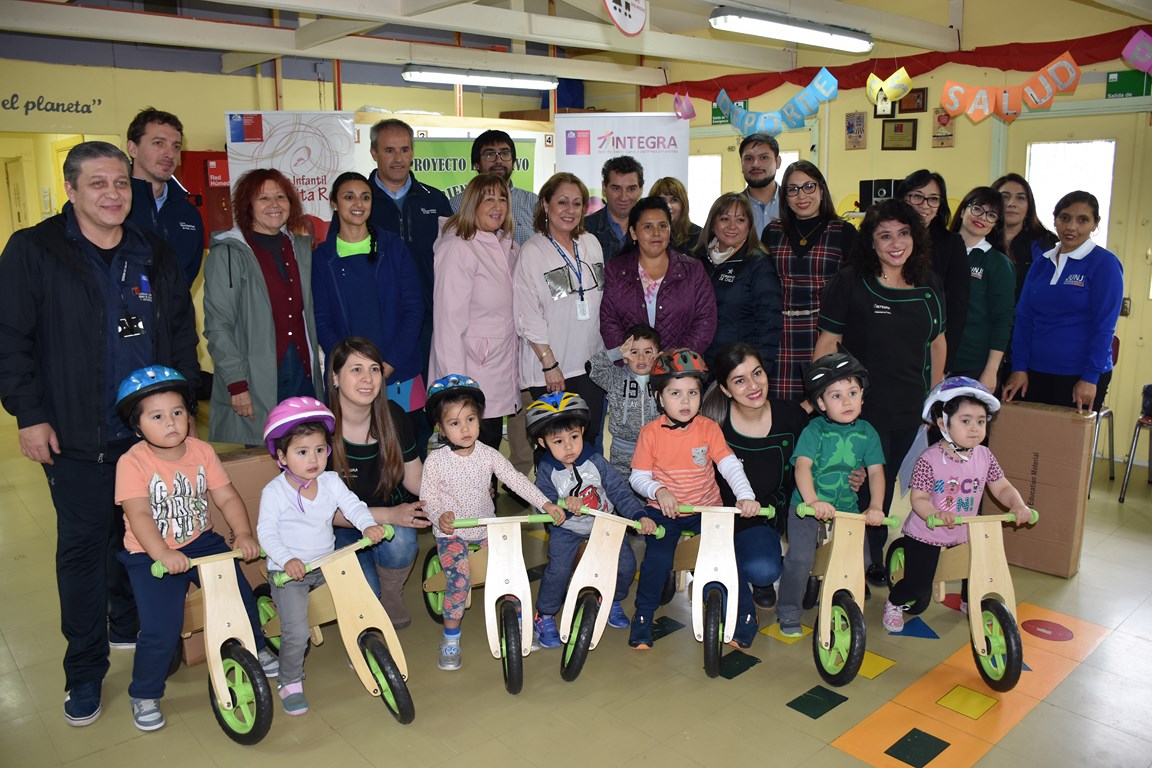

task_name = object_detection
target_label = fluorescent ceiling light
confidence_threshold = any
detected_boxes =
[709,7,874,54]
[401,65,559,90]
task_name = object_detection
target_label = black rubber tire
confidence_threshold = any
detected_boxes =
[166,642,183,679]
[812,590,866,687]
[358,631,416,724]
[659,571,677,606]
[560,592,599,682]
[802,575,820,611]
[883,538,931,615]
[499,600,523,695]
[703,587,725,679]
[209,639,274,745]
[972,598,1023,692]
[252,582,309,658]
[422,548,446,625]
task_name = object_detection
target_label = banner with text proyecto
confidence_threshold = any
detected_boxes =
[940,53,1082,124]
[399,138,536,201]
[554,113,688,213]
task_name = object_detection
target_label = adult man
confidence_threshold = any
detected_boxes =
[739,133,781,238]
[450,130,538,247]
[584,155,644,261]
[126,108,204,288]
[0,142,200,726]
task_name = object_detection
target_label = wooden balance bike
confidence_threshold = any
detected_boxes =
[886,509,1039,692]
[423,514,555,695]
[152,550,274,745]
[666,505,776,678]
[796,503,900,687]
[258,531,415,724]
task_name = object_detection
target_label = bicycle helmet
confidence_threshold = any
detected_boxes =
[525,392,591,442]
[263,396,335,458]
[649,348,709,427]
[424,374,485,420]
[116,366,195,427]
[922,376,1000,461]
[803,351,869,405]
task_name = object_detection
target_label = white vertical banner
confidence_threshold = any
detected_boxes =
[225,111,356,222]
[555,113,689,213]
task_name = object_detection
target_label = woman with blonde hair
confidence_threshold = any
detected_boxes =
[649,176,701,253]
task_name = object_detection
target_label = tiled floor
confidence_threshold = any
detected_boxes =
[2,406,1152,767]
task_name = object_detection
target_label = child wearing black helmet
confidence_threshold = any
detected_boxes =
[113,366,278,732]
[776,351,887,638]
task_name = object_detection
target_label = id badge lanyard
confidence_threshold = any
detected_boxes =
[548,235,590,320]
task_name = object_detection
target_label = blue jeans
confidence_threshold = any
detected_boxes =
[118,531,266,700]
[535,524,636,616]
[333,525,419,598]
[633,511,701,616]
[733,524,782,640]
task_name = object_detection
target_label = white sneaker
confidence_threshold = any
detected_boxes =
[438,638,461,671]
[130,697,165,732]
[882,599,907,633]
[258,647,279,678]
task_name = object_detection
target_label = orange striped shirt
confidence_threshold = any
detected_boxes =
[632,416,732,506]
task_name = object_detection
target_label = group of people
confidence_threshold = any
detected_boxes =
[0,108,1123,730]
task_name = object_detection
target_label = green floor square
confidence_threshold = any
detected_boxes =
[651,616,687,640]
[786,685,848,719]
[718,649,760,679]
[884,728,951,768]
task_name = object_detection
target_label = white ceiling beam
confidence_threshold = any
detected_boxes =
[295,18,381,49]
[221,51,279,72]
[400,0,476,15]
[722,0,960,51]
[1081,0,1152,21]
[0,2,668,85]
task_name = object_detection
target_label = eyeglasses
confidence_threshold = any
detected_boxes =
[967,204,1000,223]
[480,149,513,161]
[785,181,819,197]
[906,192,942,208]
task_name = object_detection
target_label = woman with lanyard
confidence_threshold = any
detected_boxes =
[514,172,607,444]
[761,161,856,401]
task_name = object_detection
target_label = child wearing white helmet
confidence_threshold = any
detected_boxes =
[257,396,387,715]
[882,377,1030,633]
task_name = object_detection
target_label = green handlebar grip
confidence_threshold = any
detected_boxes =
[450,518,480,529]
[796,503,815,518]
[527,514,556,524]
[925,515,944,529]
[759,505,776,519]
[883,516,901,528]
[272,565,313,587]
[381,525,395,541]
[150,561,168,579]
[556,498,571,509]
[1024,508,1039,525]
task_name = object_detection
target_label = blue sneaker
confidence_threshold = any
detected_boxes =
[64,680,102,726]
[607,601,630,629]
[628,613,653,649]
[533,613,561,648]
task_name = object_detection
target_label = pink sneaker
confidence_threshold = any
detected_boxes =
[882,599,906,633]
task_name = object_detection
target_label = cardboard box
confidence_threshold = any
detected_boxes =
[984,401,1095,578]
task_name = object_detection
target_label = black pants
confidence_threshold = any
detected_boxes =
[528,373,606,447]
[1020,369,1111,412]
[43,439,138,691]
[889,536,968,609]
[479,417,504,450]
[857,424,919,566]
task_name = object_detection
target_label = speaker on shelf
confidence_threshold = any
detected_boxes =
[858,179,903,209]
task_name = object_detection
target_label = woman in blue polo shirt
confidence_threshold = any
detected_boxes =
[1003,191,1123,413]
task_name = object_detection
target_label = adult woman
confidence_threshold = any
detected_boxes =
[692,193,782,366]
[947,187,1015,392]
[600,196,717,353]
[312,172,426,441]
[649,177,701,253]
[762,161,857,401]
[991,173,1058,300]
[1003,191,1123,413]
[898,169,970,371]
[328,337,428,628]
[814,199,946,585]
[204,168,321,445]
[513,172,607,444]
[429,173,519,449]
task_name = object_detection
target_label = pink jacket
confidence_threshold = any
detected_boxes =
[429,221,520,417]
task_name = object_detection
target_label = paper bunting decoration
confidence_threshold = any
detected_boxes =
[941,52,1080,124]
[866,67,912,105]
[672,92,696,119]
[715,68,838,136]
[1123,29,1152,74]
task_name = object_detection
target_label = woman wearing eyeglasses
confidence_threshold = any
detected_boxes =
[947,187,1016,393]
[897,170,970,371]
[761,161,857,401]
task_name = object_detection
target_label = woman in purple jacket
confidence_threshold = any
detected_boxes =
[599,196,717,354]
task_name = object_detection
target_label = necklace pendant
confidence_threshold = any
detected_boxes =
[799,238,807,247]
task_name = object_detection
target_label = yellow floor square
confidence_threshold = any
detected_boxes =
[859,650,897,679]
[937,684,999,719]
[763,623,812,644]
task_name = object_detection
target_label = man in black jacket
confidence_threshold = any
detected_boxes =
[584,155,644,261]
[0,142,200,727]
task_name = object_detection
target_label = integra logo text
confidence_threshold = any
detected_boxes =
[597,132,679,151]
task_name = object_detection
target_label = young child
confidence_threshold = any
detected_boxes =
[113,366,278,732]
[776,352,886,637]
[588,324,661,478]
[526,392,658,647]
[883,377,1030,632]
[257,396,387,715]
[421,374,566,670]
[628,348,761,650]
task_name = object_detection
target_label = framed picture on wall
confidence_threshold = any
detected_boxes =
[845,111,867,150]
[881,119,918,151]
[902,87,928,114]
[873,92,896,118]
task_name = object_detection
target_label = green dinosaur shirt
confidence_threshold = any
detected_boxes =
[789,417,884,512]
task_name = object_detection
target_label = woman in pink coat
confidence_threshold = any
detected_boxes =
[430,173,519,450]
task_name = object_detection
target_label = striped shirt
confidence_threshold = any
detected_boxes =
[631,416,733,506]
